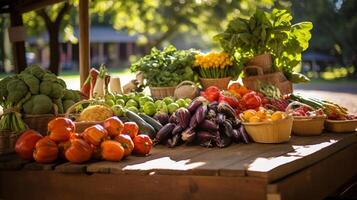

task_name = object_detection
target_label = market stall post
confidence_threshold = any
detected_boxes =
[79,0,90,87]
[9,8,27,73]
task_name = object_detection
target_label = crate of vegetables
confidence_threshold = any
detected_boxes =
[287,102,326,136]
[240,108,293,143]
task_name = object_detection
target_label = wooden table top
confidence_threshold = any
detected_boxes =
[1,132,356,183]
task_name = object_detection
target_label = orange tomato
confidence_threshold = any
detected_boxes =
[133,135,153,156]
[103,116,124,138]
[70,132,81,140]
[101,140,125,161]
[65,139,92,164]
[115,134,134,157]
[48,117,75,143]
[33,136,58,163]
[15,130,43,160]
[81,125,108,146]
[120,122,138,139]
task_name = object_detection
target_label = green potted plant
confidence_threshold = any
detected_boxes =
[130,45,197,99]
[193,51,234,89]
[214,9,313,84]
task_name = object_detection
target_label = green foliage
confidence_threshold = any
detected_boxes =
[215,8,313,83]
[130,45,197,87]
[18,73,40,94]
[6,79,29,105]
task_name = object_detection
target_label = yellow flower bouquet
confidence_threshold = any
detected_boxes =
[194,51,233,78]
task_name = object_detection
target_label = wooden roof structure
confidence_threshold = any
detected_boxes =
[0,0,90,86]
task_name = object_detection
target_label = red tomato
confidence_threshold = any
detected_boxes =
[133,135,153,156]
[15,130,43,160]
[120,122,139,139]
[48,117,75,143]
[103,116,124,138]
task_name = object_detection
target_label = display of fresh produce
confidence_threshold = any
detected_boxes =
[115,134,134,157]
[240,108,287,123]
[101,140,125,162]
[215,9,313,83]
[130,45,197,87]
[289,94,356,120]
[15,130,43,160]
[193,51,233,78]
[78,104,114,122]
[64,138,93,164]
[154,98,250,148]
[133,134,153,155]
[286,101,325,117]
[33,136,59,164]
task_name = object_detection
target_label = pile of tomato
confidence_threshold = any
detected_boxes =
[15,117,153,164]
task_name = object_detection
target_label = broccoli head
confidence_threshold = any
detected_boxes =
[56,78,67,88]
[7,79,29,105]
[19,73,40,94]
[23,94,53,114]
[62,89,75,100]
[23,65,46,80]
[63,99,75,113]
[0,76,13,102]
[42,73,57,82]
[40,81,64,99]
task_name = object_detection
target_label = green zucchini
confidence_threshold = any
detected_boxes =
[138,113,163,131]
[125,110,156,139]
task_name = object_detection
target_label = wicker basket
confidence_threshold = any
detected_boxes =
[242,116,293,143]
[174,81,200,99]
[65,100,108,133]
[0,130,20,155]
[325,119,357,133]
[243,66,292,95]
[150,86,176,99]
[292,115,326,136]
[199,77,232,90]
[247,53,273,73]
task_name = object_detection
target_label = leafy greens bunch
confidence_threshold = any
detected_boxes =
[130,45,197,87]
[214,9,313,83]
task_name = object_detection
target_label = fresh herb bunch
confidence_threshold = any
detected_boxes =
[194,51,233,78]
[214,9,313,83]
[130,45,197,87]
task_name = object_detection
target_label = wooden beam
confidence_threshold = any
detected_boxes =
[79,0,90,87]
[9,9,27,72]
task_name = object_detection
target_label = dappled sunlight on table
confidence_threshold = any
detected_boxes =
[246,139,339,172]
[123,157,206,171]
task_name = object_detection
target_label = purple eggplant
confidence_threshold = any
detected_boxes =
[195,105,207,125]
[222,120,233,138]
[198,119,219,131]
[232,129,242,143]
[153,113,169,126]
[189,114,198,128]
[172,125,184,136]
[187,99,203,114]
[175,108,191,129]
[231,118,242,129]
[200,140,214,148]
[169,113,178,124]
[215,134,232,148]
[208,101,219,111]
[216,113,226,124]
[217,103,236,119]
[155,123,175,144]
[239,126,250,144]
[207,109,217,120]
[181,128,196,143]
[167,134,181,148]
[197,131,216,142]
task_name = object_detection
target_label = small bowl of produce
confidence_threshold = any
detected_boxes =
[240,108,293,143]
[287,102,327,136]
[325,115,357,133]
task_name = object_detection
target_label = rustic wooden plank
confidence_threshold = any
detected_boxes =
[79,0,90,87]
[220,133,351,177]
[267,143,357,200]
[86,145,211,175]
[0,171,267,200]
[0,156,29,170]
[23,160,64,171]
[245,133,356,182]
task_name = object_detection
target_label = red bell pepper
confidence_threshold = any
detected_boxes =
[201,86,220,102]
[227,82,251,98]
[240,91,262,109]
[218,91,240,108]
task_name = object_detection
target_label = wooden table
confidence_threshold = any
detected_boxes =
[0,132,356,200]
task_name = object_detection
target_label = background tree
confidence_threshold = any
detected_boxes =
[291,0,357,77]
